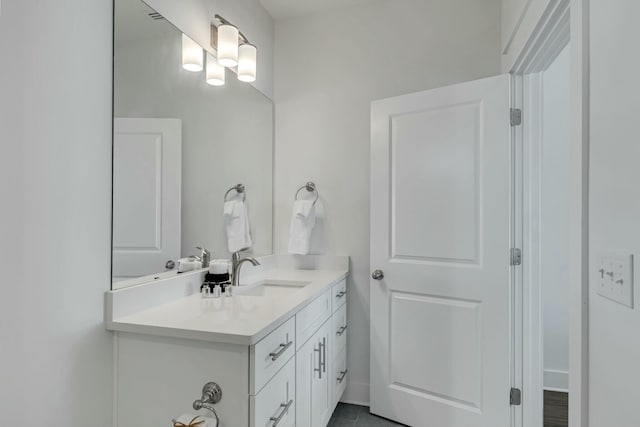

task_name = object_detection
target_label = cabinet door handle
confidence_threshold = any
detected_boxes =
[269,399,293,427]
[314,344,322,379]
[321,337,327,373]
[336,325,347,336]
[337,369,348,384]
[269,341,293,361]
[336,291,347,299]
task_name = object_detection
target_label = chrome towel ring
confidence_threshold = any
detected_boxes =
[224,183,246,202]
[294,181,319,206]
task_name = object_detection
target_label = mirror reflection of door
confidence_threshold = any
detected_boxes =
[112,118,182,282]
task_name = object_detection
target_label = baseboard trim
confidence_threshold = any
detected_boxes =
[341,381,370,406]
[544,369,569,392]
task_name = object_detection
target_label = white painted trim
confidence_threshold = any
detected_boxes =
[568,2,590,426]
[510,73,525,427]
[544,369,570,392]
[341,381,370,407]
[509,1,589,427]
[113,332,119,427]
[511,1,570,74]
[517,72,545,427]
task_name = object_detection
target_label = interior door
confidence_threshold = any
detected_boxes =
[370,75,512,427]
[112,118,182,280]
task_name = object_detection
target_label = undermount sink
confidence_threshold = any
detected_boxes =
[235,279,311,297]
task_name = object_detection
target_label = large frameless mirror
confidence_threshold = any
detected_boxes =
[112,0,273,289]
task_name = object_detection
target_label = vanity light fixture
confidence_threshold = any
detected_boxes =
[206,54,225,86]
[237,43,257,82]
[181,33,203,72]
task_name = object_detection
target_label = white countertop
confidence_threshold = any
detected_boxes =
[106,259,348,345]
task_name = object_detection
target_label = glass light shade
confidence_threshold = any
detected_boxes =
[237,44,257,83]
[217,24,239,67]
[181,33,203,72]
[206,54,225,86]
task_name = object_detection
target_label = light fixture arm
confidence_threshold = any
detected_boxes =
[212,14,250,46]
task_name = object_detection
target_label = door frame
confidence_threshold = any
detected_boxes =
[510,1,589,427]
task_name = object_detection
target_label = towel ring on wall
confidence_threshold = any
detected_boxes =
[294,181,319,206]
[224,184,246,202]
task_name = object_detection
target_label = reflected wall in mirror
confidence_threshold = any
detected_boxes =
[112,0,273,289]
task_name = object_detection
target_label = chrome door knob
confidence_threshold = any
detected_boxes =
[371,270,384,280]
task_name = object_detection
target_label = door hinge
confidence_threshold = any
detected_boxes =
[510,108,522,126]
[510,388,522,405]
[510,248,522,266]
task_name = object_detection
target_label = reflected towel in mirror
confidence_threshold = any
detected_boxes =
[224,200,253,253]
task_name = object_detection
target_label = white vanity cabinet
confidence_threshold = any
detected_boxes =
[296,319,333,427]
[295,279,348,427]
[111,274,348,427]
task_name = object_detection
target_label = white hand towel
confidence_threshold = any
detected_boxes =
[293,200,314,219]
[224,200,253,253]
[288,200,316,255]
[223,200,240,219]
[173,413,218,427]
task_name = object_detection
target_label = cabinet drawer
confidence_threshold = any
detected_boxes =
[296,290,331,350]
[251,357,296,427]
[332,347,348,408]
[331,279,347,313]
[250,316,295,395]
[331,303,347,359]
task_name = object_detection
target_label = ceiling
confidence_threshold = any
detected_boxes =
[259,0,378,20]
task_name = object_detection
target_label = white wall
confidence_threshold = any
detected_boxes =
[114,32,274,262]
[273,0,502,404]
[541,44,570,392]
[590,1,640,425]
[145,0,275,99]
[0,0,113,426]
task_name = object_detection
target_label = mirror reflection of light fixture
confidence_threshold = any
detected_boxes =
[206,54,225,86]
[216,23,239,67]
[237,44,257,82]
[181,33,203,72]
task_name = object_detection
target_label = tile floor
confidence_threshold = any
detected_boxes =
[328,403,406,426]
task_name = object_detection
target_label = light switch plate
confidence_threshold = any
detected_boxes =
[596,252,634,308]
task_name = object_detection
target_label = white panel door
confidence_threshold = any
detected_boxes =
[113,118,181,278]
[370,75,512,427]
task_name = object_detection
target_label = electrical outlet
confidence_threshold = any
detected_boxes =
[596,252,634,308]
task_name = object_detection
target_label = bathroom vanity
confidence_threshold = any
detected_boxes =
[105,255,348,427]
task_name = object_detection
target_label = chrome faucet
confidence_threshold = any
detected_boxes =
[197,246,211,268]
[231,248,260,287]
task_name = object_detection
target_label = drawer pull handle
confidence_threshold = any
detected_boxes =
[269,399,294,427]
[337,369,348,384]
[313,337,327,378]
[336,291,347,299]
[269,341,293,361]
[336,325,347,336]
[321,337,327,373]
